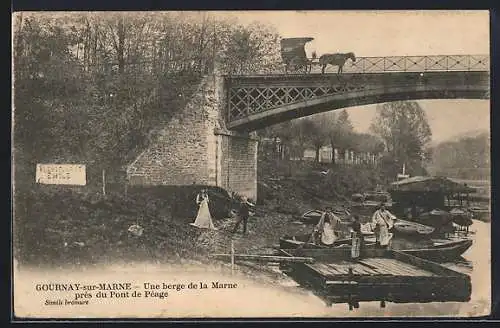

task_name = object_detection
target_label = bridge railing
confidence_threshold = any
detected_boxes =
[233,54,489,75]
[337,54,489,73]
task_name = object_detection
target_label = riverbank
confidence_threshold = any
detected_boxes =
[14,220,490,318]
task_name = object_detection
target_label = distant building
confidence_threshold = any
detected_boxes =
[303,149,316,161]
[289,145,380,166]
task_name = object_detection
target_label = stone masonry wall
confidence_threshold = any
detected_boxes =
[218,133,258,201]
[127,75,221,186]
[126,73,259,201]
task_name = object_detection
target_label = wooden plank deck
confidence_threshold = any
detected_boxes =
[279,248,472,306]
[306,257,435,278]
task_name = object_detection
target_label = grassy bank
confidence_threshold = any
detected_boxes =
[14,159,382,268]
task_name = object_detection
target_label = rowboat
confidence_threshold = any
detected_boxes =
[414,209,455,228]
[393,219,435,235]
[278,234,473,262]
[449,208,474,227]
[468,206,491,222]
[295,208,351,225]
[278,247,472,308]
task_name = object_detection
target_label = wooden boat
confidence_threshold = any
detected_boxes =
[468,206,491,222]
[351,193,365,203]
[278,247,472,308]
[278,234,473,262]
[295,208,351,225]
[414,209,455,228]
[393,219,435,235]
[449,208,474,227]
[400,238,473,262]
[279,234,376,250]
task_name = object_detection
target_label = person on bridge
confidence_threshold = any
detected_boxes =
[313,206,341,246]
[190,189,217,230]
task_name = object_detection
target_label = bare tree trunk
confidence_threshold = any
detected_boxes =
[315,145,321,163]
[84,19,91,71]
[117,17,125,74]
[93,26,99,72]
[330,141,336,164]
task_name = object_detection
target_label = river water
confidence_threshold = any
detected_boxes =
[13,220,490,318]
[269,219,490,317]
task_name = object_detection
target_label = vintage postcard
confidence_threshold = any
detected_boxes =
[12,10,491,319]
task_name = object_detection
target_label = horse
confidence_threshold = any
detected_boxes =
[318,52,356,74]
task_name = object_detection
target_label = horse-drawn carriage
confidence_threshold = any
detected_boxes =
[280,37,356,74]
[280,37,315,74]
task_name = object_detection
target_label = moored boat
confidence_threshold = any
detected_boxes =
[414,209,455,229]
[278,234,473,262]
[468,206,491,222]
[393,219,435,236]
[449,208,474,227]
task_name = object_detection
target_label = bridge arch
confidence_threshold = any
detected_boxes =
[226,71,489,131]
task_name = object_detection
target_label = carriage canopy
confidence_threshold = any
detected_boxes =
[280,37,314,63]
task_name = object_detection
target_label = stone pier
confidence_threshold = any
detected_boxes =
[126,74,258,201]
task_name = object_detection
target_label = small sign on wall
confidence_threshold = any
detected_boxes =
[35,164,86,186]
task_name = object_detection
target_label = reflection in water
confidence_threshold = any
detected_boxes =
[279,219,488,315]
[441,256,473,274]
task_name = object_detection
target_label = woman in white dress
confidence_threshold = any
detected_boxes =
[190,189,217,230]
[313,207,341,245]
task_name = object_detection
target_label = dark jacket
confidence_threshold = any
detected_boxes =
[239,203,249,219]
[351,221,362,234]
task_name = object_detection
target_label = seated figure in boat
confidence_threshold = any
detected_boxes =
[312,206,341,246]
[370,203,396,248]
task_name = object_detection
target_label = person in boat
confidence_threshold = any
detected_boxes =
[350,215,365,254]
[370,203,396,248]
[190,189,217,230]
[350,215,365,257]
[312,206,342,246]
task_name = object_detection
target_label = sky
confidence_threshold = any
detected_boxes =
[213,10,490,143]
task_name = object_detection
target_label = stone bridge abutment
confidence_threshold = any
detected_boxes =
[126,74,259,201]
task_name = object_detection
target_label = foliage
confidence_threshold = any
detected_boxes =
[370,101,432,178]
[257,156,384,208]
[428,131,490,180]
[13,12,283,190]
[258,109,384,163]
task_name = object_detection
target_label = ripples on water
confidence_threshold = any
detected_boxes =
[275,220,488,315]
[441,256,473,274]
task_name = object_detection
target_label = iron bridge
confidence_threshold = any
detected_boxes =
[225,54,490,131]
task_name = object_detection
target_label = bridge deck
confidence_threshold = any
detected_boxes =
[226,54,489,76]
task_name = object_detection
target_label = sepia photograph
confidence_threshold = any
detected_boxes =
[12,10,491,318]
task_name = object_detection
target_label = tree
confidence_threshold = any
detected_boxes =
[288,118,316,160]
[370,101,432,178]
[429,132,490,179]
[13,12,285,189]
[218,21,281,74]
[330,110,354,162]
[300,117,328,162]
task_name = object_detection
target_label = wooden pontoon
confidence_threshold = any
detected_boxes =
[278,248,471,308]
